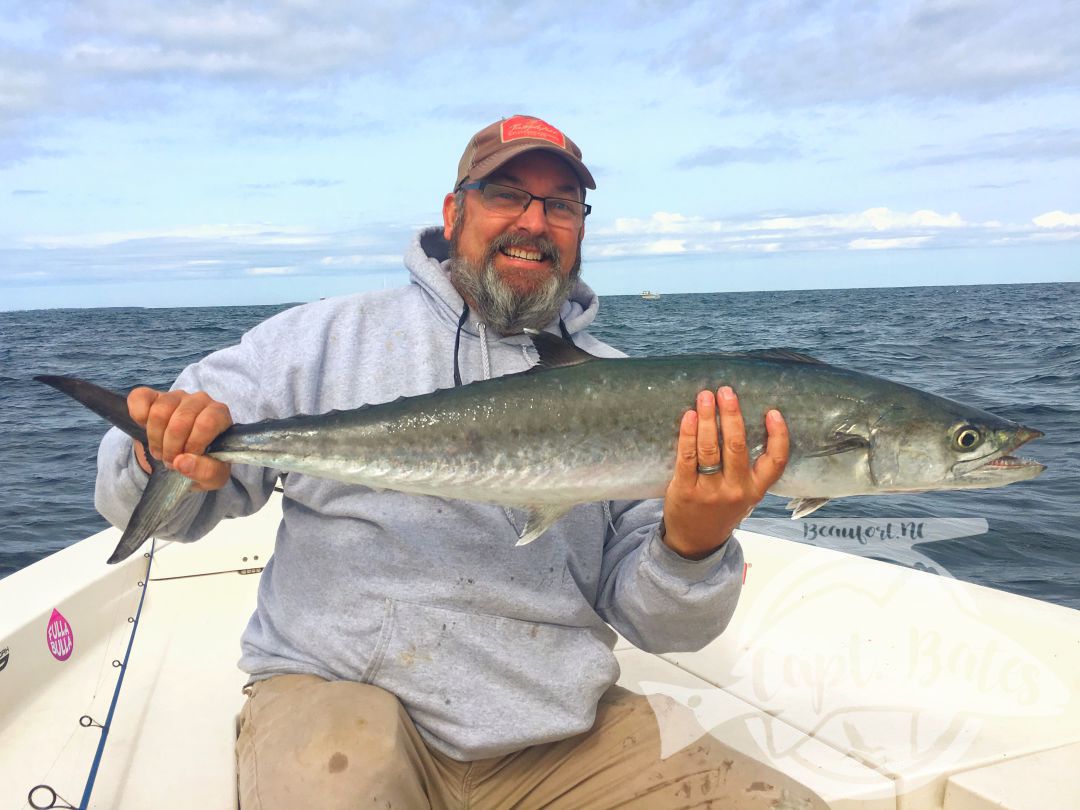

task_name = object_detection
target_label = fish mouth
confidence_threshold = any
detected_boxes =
[953,425,1046,485]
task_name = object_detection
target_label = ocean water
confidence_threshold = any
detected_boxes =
[2,282,1077,609]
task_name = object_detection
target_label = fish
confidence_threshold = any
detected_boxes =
[36,333,1045,564]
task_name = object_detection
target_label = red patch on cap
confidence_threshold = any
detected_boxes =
[500,116,566,148]
[47,608,73,662]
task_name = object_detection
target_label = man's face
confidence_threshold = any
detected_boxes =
[443,151,586,333]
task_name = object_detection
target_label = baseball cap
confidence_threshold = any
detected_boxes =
[455,115,596,192]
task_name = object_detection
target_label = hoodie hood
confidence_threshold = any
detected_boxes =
[405,226,601,341]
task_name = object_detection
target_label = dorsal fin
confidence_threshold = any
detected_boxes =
[527,331,599,369]
[738,348,826,365]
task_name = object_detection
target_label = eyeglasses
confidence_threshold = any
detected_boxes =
[459,181,591,227]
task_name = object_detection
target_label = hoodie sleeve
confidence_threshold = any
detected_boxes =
[593,498,744,654]
[94,328,281,543]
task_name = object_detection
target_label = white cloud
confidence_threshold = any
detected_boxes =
[667,0,1080,105]
[752,208,966,233]
[246,266,296,276]
[850,236,931,250]
[319,254,401,267]
[591,206,1078,256]
[642,239,687,255]
[894,128,1080,169]
[23,223,322,248]
[0,66,48,116]
[612,212,707,235]
[1033,211,1080,228]
[0,218,413,288]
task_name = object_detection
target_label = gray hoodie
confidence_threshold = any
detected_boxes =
[95,228,744,760]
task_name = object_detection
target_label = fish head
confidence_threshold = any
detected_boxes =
[867,397,1045,493]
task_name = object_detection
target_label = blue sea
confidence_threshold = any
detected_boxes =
[2,282,1077,609]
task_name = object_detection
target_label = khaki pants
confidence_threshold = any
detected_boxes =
[237,674,820,809]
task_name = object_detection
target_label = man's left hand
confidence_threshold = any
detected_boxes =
[661,387,789,560]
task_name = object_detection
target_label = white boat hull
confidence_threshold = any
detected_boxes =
[2,495,1078,809]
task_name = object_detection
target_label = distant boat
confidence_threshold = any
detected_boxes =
[640,290,661,300]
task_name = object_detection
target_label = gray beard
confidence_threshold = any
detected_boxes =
[450,231,580,335]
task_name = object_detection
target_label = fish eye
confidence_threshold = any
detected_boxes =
[952,426,982,451]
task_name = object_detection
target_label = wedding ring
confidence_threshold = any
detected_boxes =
[696,463,723,475]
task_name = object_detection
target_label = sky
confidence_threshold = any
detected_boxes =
[1,0,1078,311]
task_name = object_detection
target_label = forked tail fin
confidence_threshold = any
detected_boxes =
[35,375,193,565]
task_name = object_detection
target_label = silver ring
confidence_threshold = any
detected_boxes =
[696,463,723,475]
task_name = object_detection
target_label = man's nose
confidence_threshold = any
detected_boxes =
[513,198,549,233]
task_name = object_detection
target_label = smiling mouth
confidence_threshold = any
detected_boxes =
[500,246,547,262]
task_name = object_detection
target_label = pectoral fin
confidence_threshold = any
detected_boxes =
[515,504,573,547]
[35,374,196,564]
[803,432,871,458]
[787,497,831,519]
[107,461,194,564]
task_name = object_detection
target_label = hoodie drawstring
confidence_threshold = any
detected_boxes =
[452,301,493,386]
[478,323,491,380]
[453,302,470,388]
[455,304,560,384]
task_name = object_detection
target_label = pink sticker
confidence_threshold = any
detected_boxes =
[47,609,74,661]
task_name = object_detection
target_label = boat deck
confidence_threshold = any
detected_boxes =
[2,494,1078,809]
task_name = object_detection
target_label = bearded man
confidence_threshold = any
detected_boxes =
[95,115,789,809]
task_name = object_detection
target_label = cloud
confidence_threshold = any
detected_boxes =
[22,223,324,249]
[319,254,401,267]
[4,0,1077,164]
[894,128,1080,169]
[590,206,1079,257]
[246,266,297,276]
[3,203,1078,294]
[0,65,50,118]
[849,236,930,250]
[1033,211,1080,228]
[676,133,801,169]
[243,178,344,192]
[62,4,390,81]
[55,0,560,85]
[0,219,414,288]
[662,0,1080,105]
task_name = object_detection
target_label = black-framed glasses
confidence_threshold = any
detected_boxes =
[459,181,591,226]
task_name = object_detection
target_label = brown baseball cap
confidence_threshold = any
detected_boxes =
[455,115,596,192]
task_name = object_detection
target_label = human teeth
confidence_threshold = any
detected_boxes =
[502,247,543,261]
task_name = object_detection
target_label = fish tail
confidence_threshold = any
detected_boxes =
[35,375,192,564]
[34,375,148,444]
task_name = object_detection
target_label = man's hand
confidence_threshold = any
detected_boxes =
[662,386,789,560]
[128,387,233,492]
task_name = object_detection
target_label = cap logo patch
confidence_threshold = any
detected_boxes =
[501,116,566,148]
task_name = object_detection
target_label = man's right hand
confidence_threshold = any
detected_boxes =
[128,387,233,491]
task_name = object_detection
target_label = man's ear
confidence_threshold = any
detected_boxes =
[443,193,458,241]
